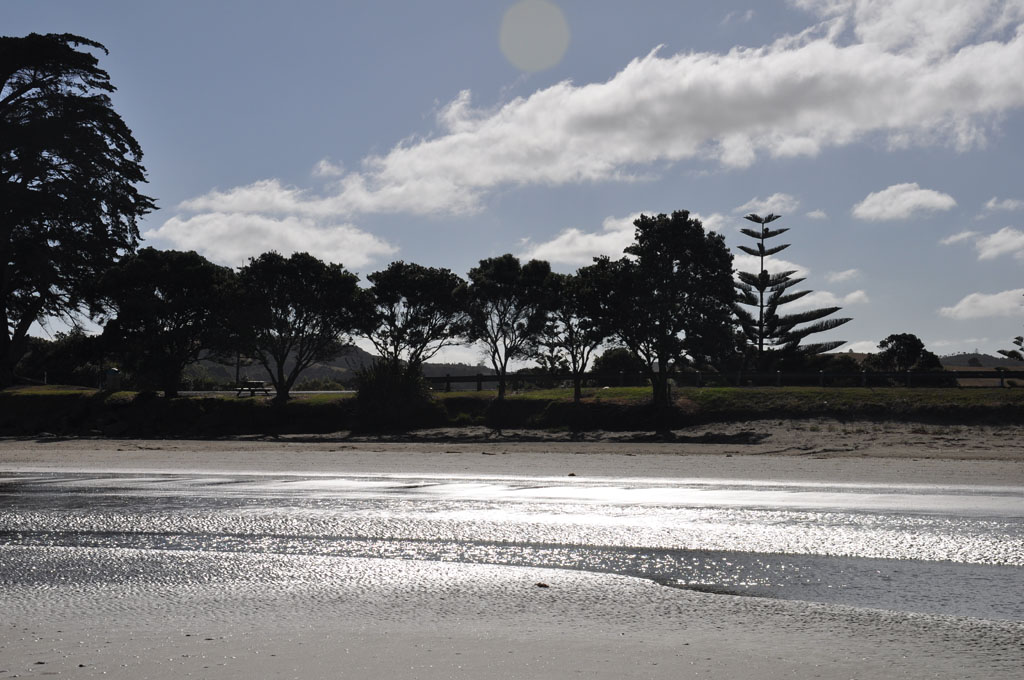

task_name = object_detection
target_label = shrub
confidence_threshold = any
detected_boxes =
[353,361,443,432]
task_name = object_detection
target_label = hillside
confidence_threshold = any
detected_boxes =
[191,345,494,388]
[939,352,1020,368]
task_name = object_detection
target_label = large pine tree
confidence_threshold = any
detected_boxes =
[733,213,850,370]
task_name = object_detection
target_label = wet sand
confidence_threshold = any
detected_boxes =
[1,420,1022,679]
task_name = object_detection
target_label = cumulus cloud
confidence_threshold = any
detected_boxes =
[146,213,397,269]
[852,182,957,220]
[518,210,729,266]
[518,213,642,266]
[976,227,1024,259]
[939,288,1024,319]
[786,289,870,310]
[734,254,809,279]
[166,0,1024,220]
[939,229,979,245]
[313,159,345,177]
[806,209,828,219]
[722,9,755,24]
[826,268,860,282]
[734,193,801,216]
[985,196,1024,212]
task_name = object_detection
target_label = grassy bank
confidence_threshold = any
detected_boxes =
[2,384,1022,437]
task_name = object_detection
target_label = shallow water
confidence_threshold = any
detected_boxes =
[1,471,1022,621]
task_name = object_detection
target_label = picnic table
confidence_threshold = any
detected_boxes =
[236,380,271,397]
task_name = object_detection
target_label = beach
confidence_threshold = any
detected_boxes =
[1,420,1022,679]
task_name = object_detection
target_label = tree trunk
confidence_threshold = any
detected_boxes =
[0,357,15,388]
[650,372,669,409]
[572,374,582,404]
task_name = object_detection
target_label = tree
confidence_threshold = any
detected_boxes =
[733,214,850,370]
[1,33,155,386]
[15,327,104,387]
[236,252,361,403]
[867,333,943,372]
[96,248,236,398]
[1000,337,1023,362]
[591,347,647,386]
[465,254,553,401]
[533,269,606,403]
[361,261,467,375]
[592,211,736,408]
[998,294,1024,362]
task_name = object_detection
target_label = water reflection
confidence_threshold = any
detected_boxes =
[1,472,1022,620]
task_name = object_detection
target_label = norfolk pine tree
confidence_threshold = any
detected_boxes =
[733,214,850,371]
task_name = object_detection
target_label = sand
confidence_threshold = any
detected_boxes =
[1,420,1022,679]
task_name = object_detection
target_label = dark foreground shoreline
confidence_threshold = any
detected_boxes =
[2,384,1023,438]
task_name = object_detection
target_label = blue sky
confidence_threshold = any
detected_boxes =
[8,0,1024,363]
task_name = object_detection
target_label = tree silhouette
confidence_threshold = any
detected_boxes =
[733,213,849,370]
[867,333,942,372]
[533,269,607,403]
[999,294,1023,362]
[465,254,553,401]
[362,261,467,375]
[97,248,235,398]
[592,211,735,408]
[1000,337,1023,362]
[236,252,360,402]
[1,33,155,386]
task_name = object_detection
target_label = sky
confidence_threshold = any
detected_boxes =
[8,0,1024,364]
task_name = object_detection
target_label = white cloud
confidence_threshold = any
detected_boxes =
[518,213,641,265]
[852,182,957,220]
[793,0,1024,58]
[985,196,1024,212]
[939,229,979,245]
[787,289,869,310]
[734,193,801,216]
[722,9,756,24]
[313,159,345,177]
[169,1,1024,219]
[146,212,397,269]
[806,209,828,219]
[976,227,1024,259]
[734,254,810,278]
[518,210,730,266]
[939,288,1024,319]
[826,268,860,282]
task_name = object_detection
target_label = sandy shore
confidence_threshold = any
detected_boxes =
[2,419,1022,485]
[1,420,1022,679]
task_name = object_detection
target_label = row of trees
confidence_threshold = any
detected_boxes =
[68,209,852,406]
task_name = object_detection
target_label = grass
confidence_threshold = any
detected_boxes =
[2,384,1022,436]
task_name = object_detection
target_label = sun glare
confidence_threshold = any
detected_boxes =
[499,0,570,72]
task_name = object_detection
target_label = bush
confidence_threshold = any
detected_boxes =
[353,361,443,432]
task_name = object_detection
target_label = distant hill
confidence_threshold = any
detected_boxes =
[194,344,494,388]
[939,352,1020,368]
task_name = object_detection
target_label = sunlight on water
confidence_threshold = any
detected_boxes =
[1,472,1022,620]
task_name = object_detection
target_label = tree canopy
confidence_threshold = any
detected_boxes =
[534,269,607,403]
[593,211,735,407]
[97,248,236,398]
[236,251,361,402]
[1,33,154,386]
[465,254,553,401]
[867,333,942,372]
[362,260,467,374]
